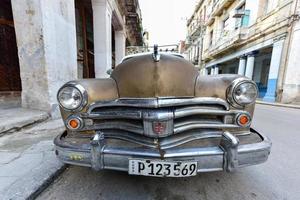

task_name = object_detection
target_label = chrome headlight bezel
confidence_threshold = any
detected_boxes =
[227,78,258,108]
[57,82,88,112]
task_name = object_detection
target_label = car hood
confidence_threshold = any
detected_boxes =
[111,53,199,98]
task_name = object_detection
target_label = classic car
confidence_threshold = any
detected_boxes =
[54,48,271,177]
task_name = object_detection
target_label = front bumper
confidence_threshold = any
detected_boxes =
[54,129,271,173]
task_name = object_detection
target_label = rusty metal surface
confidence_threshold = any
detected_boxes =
[111,53,199,98]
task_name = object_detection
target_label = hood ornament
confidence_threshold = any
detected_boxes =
[152,44,160,62]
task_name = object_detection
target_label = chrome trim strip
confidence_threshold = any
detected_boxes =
[86,107,250,121]
[84,122,144,134]
[102,131,223,150]
[174,124,239,134]
[159,133,221,149]
[174,120,223,127]
[157,97,229,110]
[87,97,229,112]
[103,146,224,157]
[143,110,173,121]
[88,110,142,120]
[174,107,247,118]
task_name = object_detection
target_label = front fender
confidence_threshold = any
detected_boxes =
[59,78,119,121]
[195,74,256,115]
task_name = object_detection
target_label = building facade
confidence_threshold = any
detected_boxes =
[185,0,300,103]
[0,0,143,117]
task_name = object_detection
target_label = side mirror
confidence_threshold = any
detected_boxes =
[106,69,113,75]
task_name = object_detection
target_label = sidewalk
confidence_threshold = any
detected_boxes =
[0,108,66,200]
[256,100,300,109]
[0,107,49,135]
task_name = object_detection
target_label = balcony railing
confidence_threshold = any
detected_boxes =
[203,27,248,59]
[211,0,234,17]
[204,0,234,26]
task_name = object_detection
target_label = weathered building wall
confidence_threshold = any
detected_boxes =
[11,0,77,117]
[186,0,300,103]
[281,0,300,103]
[6,0,144,117]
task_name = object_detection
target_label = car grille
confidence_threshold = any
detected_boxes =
[83,97,243,137]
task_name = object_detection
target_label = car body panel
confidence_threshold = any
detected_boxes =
[111,53,198,98]
[55,52,270,176]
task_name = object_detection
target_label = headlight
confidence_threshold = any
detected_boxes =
[57,83,87,111]
[227,78,258,107]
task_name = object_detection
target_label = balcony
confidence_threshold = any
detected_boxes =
[204,14,215,26]
[211,0,234,17]
[203,27,248,59]
[190,24,203,39]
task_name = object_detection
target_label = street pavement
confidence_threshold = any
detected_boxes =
[37,104,300,200]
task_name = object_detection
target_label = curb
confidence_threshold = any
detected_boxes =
[0,110,49,136]
[256,100,300,109]
[27,164,67,200]
[0,141,67,200]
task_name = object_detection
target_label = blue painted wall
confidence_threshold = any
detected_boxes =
[263,78,277,102]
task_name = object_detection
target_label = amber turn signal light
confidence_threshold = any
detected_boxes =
[237,114,250,127]
[67,117,82,130]
[239,115,249,125]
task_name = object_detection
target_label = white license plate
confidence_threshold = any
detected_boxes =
[128,159,197,177]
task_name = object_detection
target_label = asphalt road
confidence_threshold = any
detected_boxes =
[37,104,300,200]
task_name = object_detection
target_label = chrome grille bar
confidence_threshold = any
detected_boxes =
[102,130,224,150]
[81,97,249,136]
[174,107,241,118]
[87,97,229,112]
[174,124,240,134]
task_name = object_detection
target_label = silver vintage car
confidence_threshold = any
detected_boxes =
[54,50,271,177]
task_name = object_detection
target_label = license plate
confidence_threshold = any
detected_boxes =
[128,159,197,177]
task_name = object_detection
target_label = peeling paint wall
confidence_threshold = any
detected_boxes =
[282,8,300,103]
[11,0,77,117]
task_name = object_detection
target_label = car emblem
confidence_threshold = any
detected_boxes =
[152,121,167,134]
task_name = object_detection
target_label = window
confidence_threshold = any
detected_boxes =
[222,17,229,31]
[196,44,200,59]
[235,4,250,28]
[241,10,250,27]
[209,30,213,46]
[203,6,206,22]
[200,10,203,24]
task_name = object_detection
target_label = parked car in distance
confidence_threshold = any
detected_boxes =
[54,49,271,177]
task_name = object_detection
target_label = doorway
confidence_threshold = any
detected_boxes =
[0,0,21,92]
[75,0,95,78]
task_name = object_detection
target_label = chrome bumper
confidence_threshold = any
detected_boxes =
[54,130,271,173]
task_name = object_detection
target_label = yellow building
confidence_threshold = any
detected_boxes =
[185,0,300,103]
